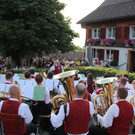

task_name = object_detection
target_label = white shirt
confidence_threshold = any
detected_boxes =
[45,87,50,104]
[91,88,103,103]
[50,65,64,72]
[97,100,135,128]
[51,98,94,135]
[0,98,33,124]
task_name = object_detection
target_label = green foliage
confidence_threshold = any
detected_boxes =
[4,66,135,82]
[0,0,78,64]
[110,60,118,67]
[74,45,85,52]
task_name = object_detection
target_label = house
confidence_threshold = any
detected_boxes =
[78,0,135,71]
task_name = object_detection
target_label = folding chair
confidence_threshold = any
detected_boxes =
[0,113,26,135]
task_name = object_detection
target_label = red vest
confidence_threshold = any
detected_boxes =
[87,81,95,94]
[1,100,26,135]
[64,100,90,134]
[31,75,35,79]
[54,65,62,75]
[4,82,12,84]
[107,101,134,135]
[84,91,91,101]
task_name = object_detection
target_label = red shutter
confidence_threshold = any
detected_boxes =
[124,26,129,39]
[88,29,92,39]
[100,28,106,39]
[98,49,104,60]
[116,27,121,40]
[113,50,119,61]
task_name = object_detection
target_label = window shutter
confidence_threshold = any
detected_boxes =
[116,27,121,40]
[98,49,104,60]
[113,50,119,61]
[100,28,106,39]
[88,29,92,39]
[124,26,129,39]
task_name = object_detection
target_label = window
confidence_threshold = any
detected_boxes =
[106,50,114,61]
[130,25,135,39]
[106,27,115,39]
[92,28,100,39]
[92,49,98,59]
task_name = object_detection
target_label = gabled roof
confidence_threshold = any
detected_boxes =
[78,0,135,24]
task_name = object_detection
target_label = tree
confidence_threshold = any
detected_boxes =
[0,0,78,65]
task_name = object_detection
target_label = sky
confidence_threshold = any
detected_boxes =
[59,0,105,47]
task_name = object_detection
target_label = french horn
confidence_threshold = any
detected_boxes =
[51,70,79,110]
[94,77,117,116]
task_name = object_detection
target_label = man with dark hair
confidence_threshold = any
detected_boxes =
[119,77,130,90]
[29,69,35,79]
[90,87,135,135]
[45,71,60,94]
[51,83,94,135]
[5,71,13,84]
[123,74,130,83]
[24,72,31,79]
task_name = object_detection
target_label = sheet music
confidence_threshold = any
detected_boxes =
[45,79,54,91]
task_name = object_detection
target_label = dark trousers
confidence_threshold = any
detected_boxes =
[89,125,109,135]
[24,123,37,135]
[31,102,52,124]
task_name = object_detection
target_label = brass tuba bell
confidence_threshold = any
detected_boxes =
[94,77,117,116]
[51,70,79,110]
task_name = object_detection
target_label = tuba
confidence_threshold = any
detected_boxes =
[94,77,117,116]
[51,70,79,110]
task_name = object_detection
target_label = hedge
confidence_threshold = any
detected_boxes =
[2,66,135,82]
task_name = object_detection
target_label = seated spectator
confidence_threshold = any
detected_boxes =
[5,72,13,84]
[101,60,106,67]
[105,60,110,67]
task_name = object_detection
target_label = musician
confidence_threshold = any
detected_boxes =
[132,80,135,90]
[24,71,31,80]
[29,69,35,79]
[50,59,64,75]
[114,74,121,88]
[119,77,130,90]
[123,74,130,84]
[0,85,37,135]
[45,71,60,94]
[90,87,135,135]
[74,74,80,81]
[4,71,13,84]
[51,83,94,135]
[32,74,52,124]
[87,73,95,94]
[79,80,91,101]
[90,84,103,103]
